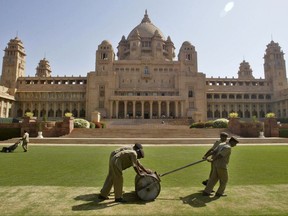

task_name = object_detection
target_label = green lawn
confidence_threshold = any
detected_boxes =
[0,145,288,216]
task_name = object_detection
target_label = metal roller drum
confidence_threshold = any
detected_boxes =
[135,173,161,201]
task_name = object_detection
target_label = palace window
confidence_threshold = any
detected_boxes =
[188,90,193,98]
[101,53,108,60]
[99,85,105,97]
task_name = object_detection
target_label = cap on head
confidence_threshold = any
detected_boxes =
[134,143,143,150]
[229,136,239,144]
[220,132,229,137]
[136,148,144,158]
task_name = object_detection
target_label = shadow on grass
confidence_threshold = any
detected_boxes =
[180,191,220,208]
[72,191,148,211]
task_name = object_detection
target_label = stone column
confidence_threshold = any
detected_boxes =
[219,104,223,118]
[77,102,81,118]
[141,101,144,119]
[109,101,113,118]
[180,101,184,117]
[0,100,4,117]
[133,101,136,118]
[166,101,170,118]
[115,101,119,119]
[175,101,179,118]
[279,102,283,117]
[124,100,127,118]
[158,101,161,118]
[61,103,65,118]
[149,101,153,119]
[6,101,10,117]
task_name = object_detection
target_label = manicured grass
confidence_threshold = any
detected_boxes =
[1,145,287,187]
[0,145,288,216]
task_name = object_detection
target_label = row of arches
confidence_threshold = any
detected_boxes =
[17,108,86,118]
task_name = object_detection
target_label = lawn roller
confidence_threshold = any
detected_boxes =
[135,159,206,201]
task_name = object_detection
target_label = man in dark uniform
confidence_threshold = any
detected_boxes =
[98,143,151,203]
[202,132,229,186]
[203,136,239,197]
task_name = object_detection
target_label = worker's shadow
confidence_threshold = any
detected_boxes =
[180,192,219,208]
[72,191,146,211]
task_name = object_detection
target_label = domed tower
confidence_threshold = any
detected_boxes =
[264,40,287,91]
[35,58,52,77]
[117,35,128,60]
[1,37,26,93]
[95,40,115,75]
[178,41,198,73]
[117,10,175,61]
[238,60,254,80]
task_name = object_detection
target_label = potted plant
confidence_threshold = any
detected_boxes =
[36,121,44,138]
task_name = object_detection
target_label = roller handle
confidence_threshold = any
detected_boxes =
[159,159,206,177]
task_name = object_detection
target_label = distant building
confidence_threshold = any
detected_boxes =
[1,11,288,121]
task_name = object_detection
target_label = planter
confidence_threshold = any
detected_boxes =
[259,131,265,138]
[37,131,44,138]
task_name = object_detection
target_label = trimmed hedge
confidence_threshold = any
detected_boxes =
[279,128,288,137]
[0,118,19,123]
[89,122,96,129]
[0,128,21,141]
[190,118,228,129]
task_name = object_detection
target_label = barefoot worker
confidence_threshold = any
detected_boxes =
[99,144,151,203]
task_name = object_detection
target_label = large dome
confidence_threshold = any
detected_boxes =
[127,10,165,40]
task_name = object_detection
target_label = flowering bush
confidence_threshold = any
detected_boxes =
[265,112,275,118]
[25,112,34,117]
[229,112,238,118]
[64,112,73,117]
[213,118,229,128]
[74,118,90,128]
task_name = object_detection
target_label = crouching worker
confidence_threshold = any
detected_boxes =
[98,144,151,203]
[202,136,239,197]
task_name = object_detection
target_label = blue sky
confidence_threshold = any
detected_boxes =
[1,0,288,79]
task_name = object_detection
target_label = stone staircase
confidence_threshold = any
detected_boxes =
[1,119,288,145]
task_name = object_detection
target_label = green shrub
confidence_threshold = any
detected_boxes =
[277,118,288,123]
[204,120,214,128]
[213,118,228,128]
[89,122,95,129]
[100,122,106,128]
[0,118,19,123]
[279,128,288,137]
[74,118,90,128]
[190,122,205,128]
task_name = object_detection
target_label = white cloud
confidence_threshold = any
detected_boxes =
[221,1,234,17]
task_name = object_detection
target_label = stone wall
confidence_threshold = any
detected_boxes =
[228,118,279,137]
[0,116,74,137]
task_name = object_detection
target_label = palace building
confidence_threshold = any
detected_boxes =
[1,11,288,121]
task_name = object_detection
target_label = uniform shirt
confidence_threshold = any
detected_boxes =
[23,132,29,143]
[113,149,138,170]
[212,140,222,150]
[111,146,133,157]
[213,143,231,169]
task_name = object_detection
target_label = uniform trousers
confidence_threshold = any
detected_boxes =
[100,155,124,199]
[204,165,228,195]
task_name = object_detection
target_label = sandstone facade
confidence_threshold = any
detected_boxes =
[1,11,287,121]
